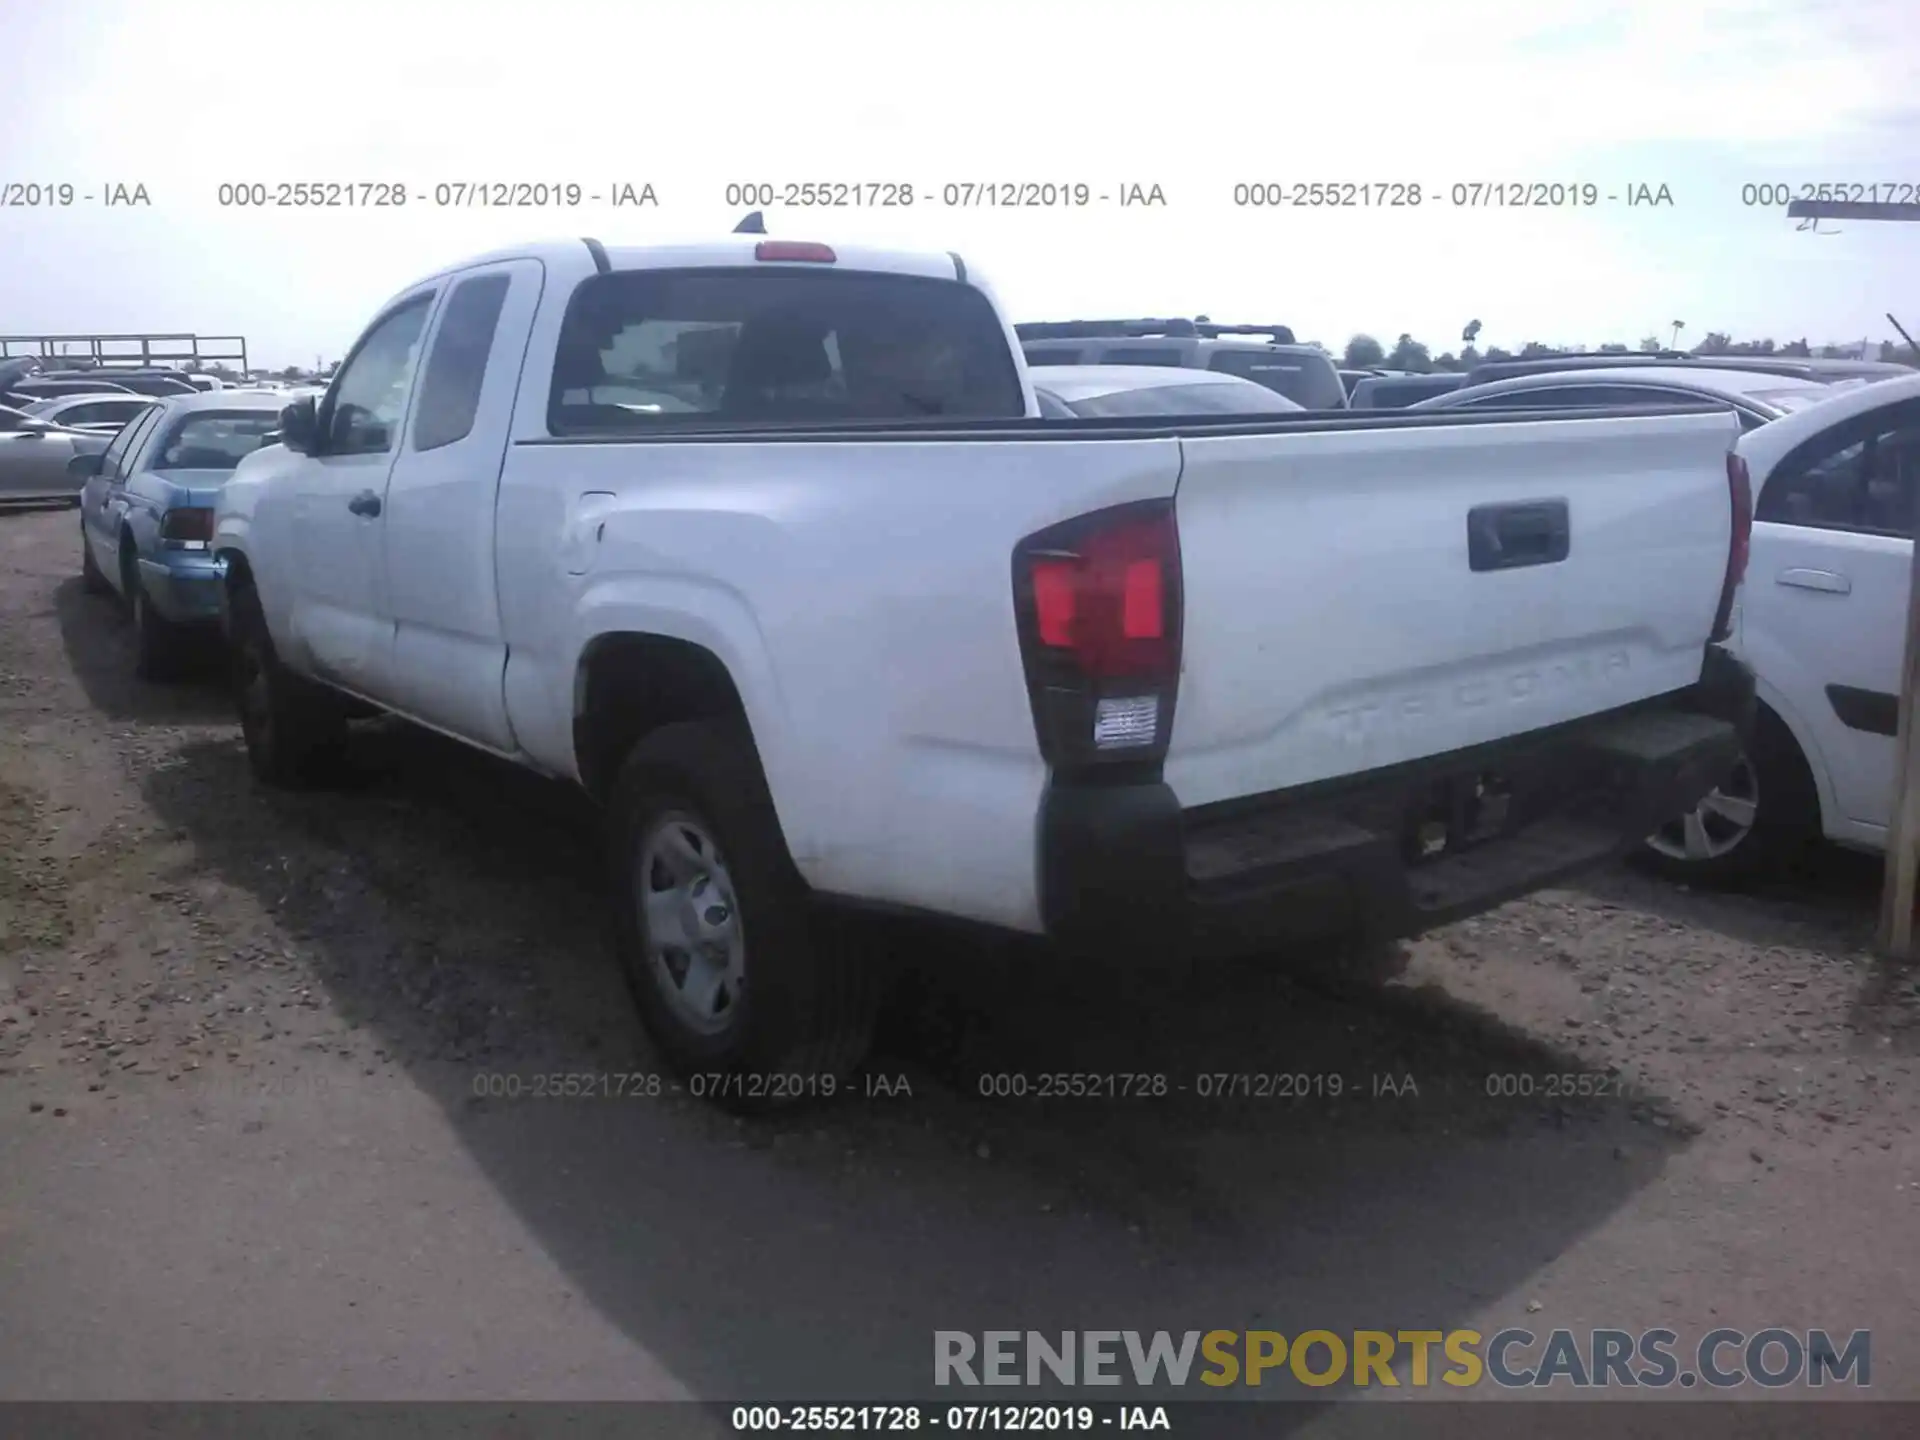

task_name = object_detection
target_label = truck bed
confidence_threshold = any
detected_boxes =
[499,401,1743,933]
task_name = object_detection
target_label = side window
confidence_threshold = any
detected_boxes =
[1757,402,1920,537]
[1457,388,1582,410]
[101,406,161,477]
[412,273,511,452]
[1022,347,1082,367]
[59,402,126,427]
[1585,386,1701,408]
[324,296,434,456]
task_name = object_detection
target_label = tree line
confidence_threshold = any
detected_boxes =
[1333,329,1920,373]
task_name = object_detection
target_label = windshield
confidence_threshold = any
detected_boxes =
[1206,349,1348,407]
[152,411,282,470]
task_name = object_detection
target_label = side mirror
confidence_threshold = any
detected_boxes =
[279,396,319,454]
[18,418,51,438]
[67,452,104,479]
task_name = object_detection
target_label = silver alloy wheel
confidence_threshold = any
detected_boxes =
[636,810,746,1035]
[1646,753,1760,863]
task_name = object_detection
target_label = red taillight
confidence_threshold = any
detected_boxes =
[160,506,214,542]
[1014,501,1182,767]
[755,240,836,263]
[1712,452,1753,642]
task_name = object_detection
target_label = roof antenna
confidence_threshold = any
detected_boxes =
[733,210,766,235]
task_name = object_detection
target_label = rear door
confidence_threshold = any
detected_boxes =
[1745,396,1920,832]
[379,260,542,751]
[288,289,438,697]
[1162,408,1742,808]
[82,404,164,576]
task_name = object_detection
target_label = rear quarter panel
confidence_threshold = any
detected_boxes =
[495,434,1184,930]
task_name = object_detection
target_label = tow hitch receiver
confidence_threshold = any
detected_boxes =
[1406,772,1514,863]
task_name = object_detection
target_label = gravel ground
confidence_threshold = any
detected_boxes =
[1,504,1917,1415]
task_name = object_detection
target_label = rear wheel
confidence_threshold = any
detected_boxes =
[128,570,189,682]
[228,581,349,787]
[1638,707,1819,886]
[606,721,877,1110]
[80,526,109,594]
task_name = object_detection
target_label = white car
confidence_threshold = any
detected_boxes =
[1412,365,1858,430]
[1645,373,1920,880]
[212,232,1752,1104]
[1031,365,1304,418]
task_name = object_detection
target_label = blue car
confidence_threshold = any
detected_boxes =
[74,390,287,679]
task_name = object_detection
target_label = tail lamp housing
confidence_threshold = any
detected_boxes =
[1711,451,1752,642]
[160,506,215,547]
[1012,498,1183,772]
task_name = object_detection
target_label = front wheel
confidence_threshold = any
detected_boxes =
[228,582,349,787]
[606,722,877,1110]
[1637,710,1819,886]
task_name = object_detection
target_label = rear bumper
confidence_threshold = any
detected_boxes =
[1038,646,1755,957]
[136,554,224,625]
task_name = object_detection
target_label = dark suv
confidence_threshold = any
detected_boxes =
[1016,318,1349,409]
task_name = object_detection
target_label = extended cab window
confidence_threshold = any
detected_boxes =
[413,273,511,452]
[548,268,1025,432]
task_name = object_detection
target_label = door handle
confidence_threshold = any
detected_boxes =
[1467,499,1570,572]
[347,490,382,518]
[1776,567,1850,594]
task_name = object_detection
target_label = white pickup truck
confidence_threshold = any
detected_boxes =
[213,232,1755,1100]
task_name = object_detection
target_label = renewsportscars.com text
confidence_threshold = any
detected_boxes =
[934,1328,1871,1390]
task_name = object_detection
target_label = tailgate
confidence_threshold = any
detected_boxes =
[1163,409,1741,809]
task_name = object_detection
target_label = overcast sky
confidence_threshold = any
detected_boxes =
[2,0,1915,368]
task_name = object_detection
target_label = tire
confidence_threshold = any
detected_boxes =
[80,526,110,594]
[228,580,349,788]
[1636,706,1820,887]
[129,572,189,682]
[606,721,877,1110]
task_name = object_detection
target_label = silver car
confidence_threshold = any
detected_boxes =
[0,404,123,505]
[1031,364,1308,418]
[20,393,157,435]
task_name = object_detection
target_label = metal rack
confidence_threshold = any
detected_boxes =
[0,333,251,373]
